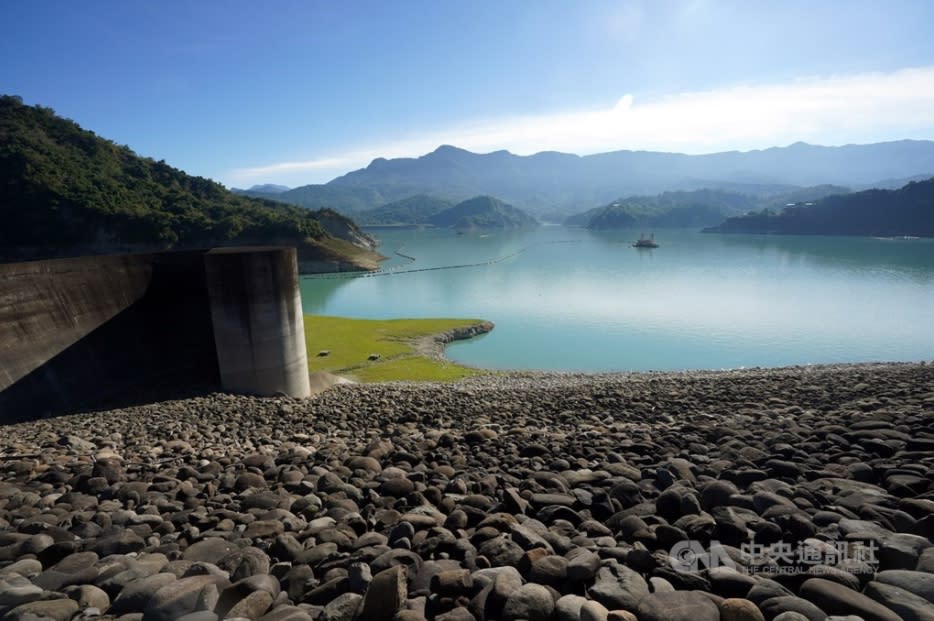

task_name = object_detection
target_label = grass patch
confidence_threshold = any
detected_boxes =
[304,315,490,382]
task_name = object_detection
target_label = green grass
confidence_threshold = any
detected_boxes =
[304,315,490,382]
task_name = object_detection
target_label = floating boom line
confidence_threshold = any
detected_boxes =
[302,239,581,280]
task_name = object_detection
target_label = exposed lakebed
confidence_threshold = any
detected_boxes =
[0,363,932,620]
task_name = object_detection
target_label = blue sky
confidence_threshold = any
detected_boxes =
[4,1,934,187]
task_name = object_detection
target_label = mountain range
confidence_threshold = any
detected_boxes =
[241,141,934,220]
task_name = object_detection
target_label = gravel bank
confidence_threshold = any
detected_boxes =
[1,362,932,621]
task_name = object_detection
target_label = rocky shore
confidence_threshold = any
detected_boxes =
[410,322,495,361]
[1,363,932,621]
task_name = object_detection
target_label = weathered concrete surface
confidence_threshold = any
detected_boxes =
[0,247,312,423]
[205,247,311,398]
[0,252,219,423]
[0,254,153,389]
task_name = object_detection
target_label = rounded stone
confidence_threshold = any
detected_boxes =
[719,598,766,621]
[357,565,406,621]
[636,590,721,621]
[799,578,901,621]
[502,583,555,621]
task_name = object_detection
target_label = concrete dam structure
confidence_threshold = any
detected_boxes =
[0,247,310,424]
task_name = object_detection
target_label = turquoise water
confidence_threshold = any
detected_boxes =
[301,227,934,372]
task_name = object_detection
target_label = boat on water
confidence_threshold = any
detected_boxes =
[633,233,658,248]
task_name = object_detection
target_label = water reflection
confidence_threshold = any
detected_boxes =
[299,277,354,315]
[299,227,934,371]
[711,232,934,282]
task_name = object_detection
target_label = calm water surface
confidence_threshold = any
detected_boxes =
[301,227,934,372]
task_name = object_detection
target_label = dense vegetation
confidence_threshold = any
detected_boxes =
[0,95,375,267]
[567,186,851,230]
[704,178,934,237]
[427,195,538,230]
[354,194,454,225]
[347,193,536,230]
[568,189,753,229]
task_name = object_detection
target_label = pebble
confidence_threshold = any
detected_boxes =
[0,363,930,621]
[799,578,903,621]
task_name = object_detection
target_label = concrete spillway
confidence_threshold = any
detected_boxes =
[0,247,310,423]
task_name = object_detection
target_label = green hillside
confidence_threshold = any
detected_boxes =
[355,194,454,225]
[570,186,853,230]
[569,189,755,229]
[428,195,539,230]
[705,178,934,237]
[0,95,379,269]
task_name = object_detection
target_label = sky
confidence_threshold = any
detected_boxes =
[4,1,934,188]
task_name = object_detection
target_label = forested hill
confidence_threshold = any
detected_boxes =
[704,178,934,237]
[428,196,539,230]
[0,95,380,270]
[355,195,454,225]
[567,186,851,229]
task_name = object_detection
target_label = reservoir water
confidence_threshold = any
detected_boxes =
[301,227,934,372]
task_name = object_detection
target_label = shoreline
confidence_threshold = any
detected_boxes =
[410,316,929,378]
[403,320,933,379]
[409,320,495,362]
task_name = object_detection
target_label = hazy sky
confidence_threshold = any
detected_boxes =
[4,1,934,188]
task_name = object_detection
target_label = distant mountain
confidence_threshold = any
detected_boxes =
[704,178,934,237]
[236,184,387,213]
[428,196,538,231]
[355,194,454,225]
[319,141,934,218]
[0,95,380,271]
[853,174,934,191]
[567,186,852,229]
[246,183,290,193]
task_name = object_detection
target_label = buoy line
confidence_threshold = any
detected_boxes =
[302,239,582,280]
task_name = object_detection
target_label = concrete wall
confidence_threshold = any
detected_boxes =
[0,254,153,390]
[205,248,311,398]
[0,247,310,424]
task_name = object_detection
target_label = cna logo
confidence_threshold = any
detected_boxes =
[669,539,879,575]
[669,540,736,573]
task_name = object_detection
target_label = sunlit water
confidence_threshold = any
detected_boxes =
[301,227,934,372]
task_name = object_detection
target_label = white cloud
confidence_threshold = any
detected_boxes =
[225,66,934,186]
[230,157,354,178]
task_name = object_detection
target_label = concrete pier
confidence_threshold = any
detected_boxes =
[204,247,311,398]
